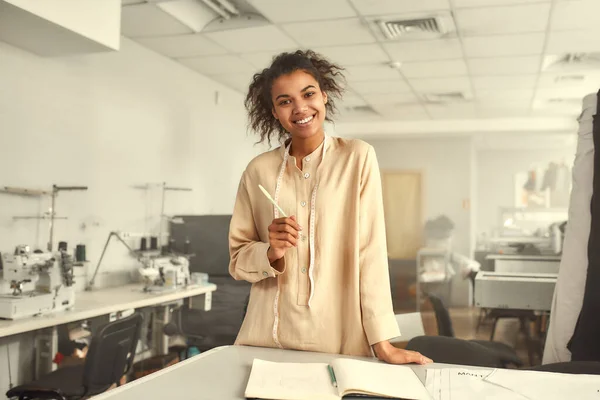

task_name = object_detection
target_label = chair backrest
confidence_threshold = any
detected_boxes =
[391,312,425,344]
[426,293,455,337]
[83,313,143,393]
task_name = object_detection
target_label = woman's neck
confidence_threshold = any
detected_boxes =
[289,132,325,159]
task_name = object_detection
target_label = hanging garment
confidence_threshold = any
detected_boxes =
[568,90,600,361]
[543,92,596,364]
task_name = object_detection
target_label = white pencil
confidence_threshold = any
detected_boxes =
[258,184,288,217]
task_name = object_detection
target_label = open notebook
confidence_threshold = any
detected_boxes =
[245,358,431,400]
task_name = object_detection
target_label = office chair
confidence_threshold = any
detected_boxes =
[7,313,143,400]
[406,294,523,368]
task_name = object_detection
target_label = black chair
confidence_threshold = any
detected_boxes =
[7,313,143,400]
[406,294,523,368]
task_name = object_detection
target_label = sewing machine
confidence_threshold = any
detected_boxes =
[0,245,76,319]
[138,255,192,293]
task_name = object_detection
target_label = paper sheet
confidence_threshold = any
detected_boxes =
[425,368,527,400]
[485,368,600,400]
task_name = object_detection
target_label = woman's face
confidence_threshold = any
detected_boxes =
[271,70,328,141]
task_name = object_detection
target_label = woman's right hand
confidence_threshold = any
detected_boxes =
[267,216,302,264]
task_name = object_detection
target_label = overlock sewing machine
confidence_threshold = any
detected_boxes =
[138,255,192,293]
[0,245,76,319]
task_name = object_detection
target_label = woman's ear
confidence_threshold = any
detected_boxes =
[272,108,279,120]
[323,91,328,105]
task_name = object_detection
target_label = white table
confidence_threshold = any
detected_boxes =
[92,345,477,400]
[0,283,217,377]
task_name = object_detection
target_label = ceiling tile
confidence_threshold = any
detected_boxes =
[551,0,600,31]
[409,77,472,93]
[426,103,477,119]
[346,65,401,82]
[313,44,390,66]
[400,59,468,78]
[205,26,297,53]
[247,0,357,23]
[535,86,597,100]
[468,56,541,75]
[456,3,550,36]
[462,33,545,58]
[476,89,535,104]
[349,0,450,16]
[135,34,227,58]
[477,106,531,118]
[537,71,600,91]
[339,93,368,108]
[363,92,419,105]
[179,55,255,75]
[384,39,463,62]
[373,104,430,120]
[453,0,550,7]
[350,80,412,94]
[472,75,538,91]
[282,19,376,47]
[239,50,299,69]
[546,30,600,54]
[121,4,193,37]
[210,72,254,92]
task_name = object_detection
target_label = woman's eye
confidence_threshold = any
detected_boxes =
[279,100,290,106]
[305,92,315,97]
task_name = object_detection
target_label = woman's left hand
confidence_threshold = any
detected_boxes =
[373,341,433,365]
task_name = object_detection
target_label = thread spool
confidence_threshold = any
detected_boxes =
[58,241,68,252]
[140,238,147,251]
[150,236,158,250]
[75,244,86,262]
[183,238,190,254]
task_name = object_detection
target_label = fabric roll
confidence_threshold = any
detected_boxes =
[543,92,596,364]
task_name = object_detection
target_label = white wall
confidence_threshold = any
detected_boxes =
[0,37,262,392]
[365,137,474,307]
[476,143,576,237]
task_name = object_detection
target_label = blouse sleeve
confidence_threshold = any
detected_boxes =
[358,146,400,345]
[228,171,286,283]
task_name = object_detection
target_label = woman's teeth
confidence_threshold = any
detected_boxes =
[295,115,314,125]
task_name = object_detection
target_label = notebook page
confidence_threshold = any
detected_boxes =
[485,368,600,400]
[441,369,523,400]
[245,359,338,400]
[332,358,430,400]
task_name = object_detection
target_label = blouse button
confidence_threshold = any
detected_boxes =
[301,201,307,207]
[304,172,310,179]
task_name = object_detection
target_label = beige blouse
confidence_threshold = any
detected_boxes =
[229,136,399,357]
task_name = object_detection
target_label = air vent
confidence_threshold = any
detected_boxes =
[543,53,600,72]
[342,105,378,115]
[375,14,454,40]
[422,92,469,104]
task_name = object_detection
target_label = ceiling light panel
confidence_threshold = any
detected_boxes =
[205,25,297,53]
[384,38,463,62]
[349,0,450,16]
[462,33,545,57]
[135,34,228,58]
[282,18,377,47]
[247,0,357,23]
[455,3,550,36]
[121,3,193,37]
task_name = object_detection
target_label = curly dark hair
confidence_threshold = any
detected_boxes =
[245,50,346,146]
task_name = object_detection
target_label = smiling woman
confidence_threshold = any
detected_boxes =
[229,50,431,366]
